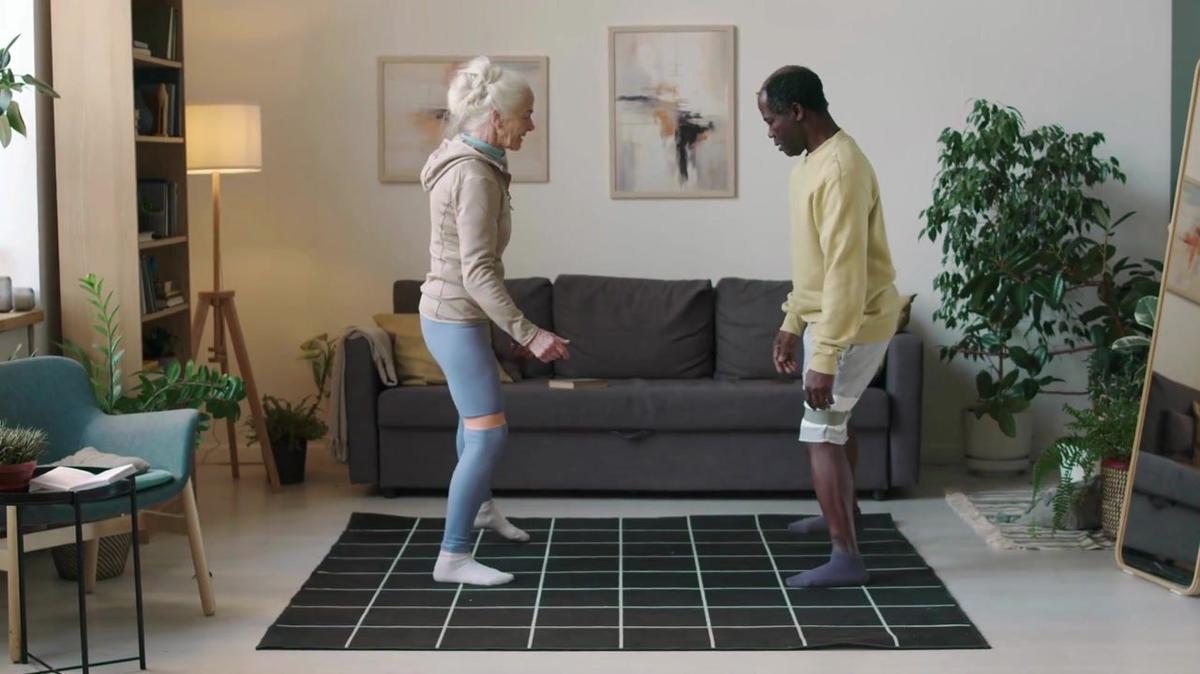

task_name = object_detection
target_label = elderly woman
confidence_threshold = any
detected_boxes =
[419,56,571,586]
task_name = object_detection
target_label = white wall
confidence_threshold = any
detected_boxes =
[0,0,49,359]
[184,0,1173,462]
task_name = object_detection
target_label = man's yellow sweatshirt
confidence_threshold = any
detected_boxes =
[780,130,902,375]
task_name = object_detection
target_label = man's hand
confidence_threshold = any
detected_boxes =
[773,330,799,375]
[805,369,835,410]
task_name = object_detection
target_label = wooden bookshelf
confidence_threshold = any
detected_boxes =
[53,0,191,379]
[133,53,181,69]
[142,303,189,323]
[139,234,188,250]
[132,0,191,363]
[136,134,184,143]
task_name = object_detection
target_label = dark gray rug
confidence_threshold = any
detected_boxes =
[258,512,988,651]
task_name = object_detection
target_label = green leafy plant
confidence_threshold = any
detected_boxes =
[0,421,47,464]
[920,99,1158,436]
[1030,294,1156,530]
[0,34,59,148]
[60,274,245,434]
[248,333,335,451]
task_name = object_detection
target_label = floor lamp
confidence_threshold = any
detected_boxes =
[186,104,281,491]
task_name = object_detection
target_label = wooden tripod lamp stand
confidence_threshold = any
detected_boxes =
[186,104,281,491]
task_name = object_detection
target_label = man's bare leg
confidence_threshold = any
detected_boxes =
[786,440,869,587]
[788,430,862,535]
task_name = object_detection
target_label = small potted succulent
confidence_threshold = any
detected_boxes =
[0,421,48,491]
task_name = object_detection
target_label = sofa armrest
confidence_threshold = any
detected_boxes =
[345,334,385,484]
[885,332,923,489]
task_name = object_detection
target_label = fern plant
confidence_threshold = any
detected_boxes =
[1030,294,1156,530]
[60,274,246,435]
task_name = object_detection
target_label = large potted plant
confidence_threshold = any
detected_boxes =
[920,100,1153,472]
[53,274,246,581]
[1032,294,1157,534]
[0,34,59,148]
[248,334,335,484]
[0,421,47,491]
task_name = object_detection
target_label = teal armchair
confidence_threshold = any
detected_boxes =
[0,356,215,662]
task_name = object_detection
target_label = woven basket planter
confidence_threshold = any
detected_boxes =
[52,534,132,581]
[1101,458,1131,539]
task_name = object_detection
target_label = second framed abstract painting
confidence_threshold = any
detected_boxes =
[609,25,737,199]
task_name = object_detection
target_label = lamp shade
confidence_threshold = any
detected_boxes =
[186,104,262,174]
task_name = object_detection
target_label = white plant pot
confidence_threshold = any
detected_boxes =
[963,409,1034,473]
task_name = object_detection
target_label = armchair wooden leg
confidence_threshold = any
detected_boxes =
[83,538,100,594]
[7,506,21,663]
[181,480,215,616]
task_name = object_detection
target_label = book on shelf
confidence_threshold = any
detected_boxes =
[131,4,178,61]
[137,179,179,238]
[140,255,161,314]
[163,295,185,308]
[30,464,139,493]
[548,378,608,390]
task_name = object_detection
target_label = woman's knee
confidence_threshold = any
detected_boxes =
[464,412,507,431]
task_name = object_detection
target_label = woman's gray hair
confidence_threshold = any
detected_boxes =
[446,56,532,136]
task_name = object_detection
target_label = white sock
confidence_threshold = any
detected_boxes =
[433,551,514,586]
[474,500,530,542]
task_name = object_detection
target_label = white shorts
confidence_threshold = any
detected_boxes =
[798,329,889,446]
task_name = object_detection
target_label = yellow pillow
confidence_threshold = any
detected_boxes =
[372,314,513,386]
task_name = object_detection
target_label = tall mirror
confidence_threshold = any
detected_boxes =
[1116,61,1200,594]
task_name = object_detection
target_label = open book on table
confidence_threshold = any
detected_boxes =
[29,464,140,493]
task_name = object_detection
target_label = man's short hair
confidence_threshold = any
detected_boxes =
[760,66,829,114]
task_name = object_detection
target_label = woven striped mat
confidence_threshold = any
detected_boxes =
[944,488,1112,551]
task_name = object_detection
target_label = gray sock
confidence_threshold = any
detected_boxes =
[786,550,869,588]
[787,506,863,536]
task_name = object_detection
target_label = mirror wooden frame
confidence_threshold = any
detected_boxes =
[1115,59,1200,595]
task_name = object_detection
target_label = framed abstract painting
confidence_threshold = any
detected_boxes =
[1166,177,1200,304]
[609,25,737,199]
[378,56,549,183]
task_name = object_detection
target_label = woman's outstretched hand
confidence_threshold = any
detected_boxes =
[526,329,571,363]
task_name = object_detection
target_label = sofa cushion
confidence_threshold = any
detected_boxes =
[552,275,715,379]
[638,380,889,432]
[714,278,800,380]
[393,280,422,313]
[490,277,555,380]
[1161,410,1196,464]
[377,379,889,432]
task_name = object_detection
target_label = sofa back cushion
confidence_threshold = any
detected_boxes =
[393,280,422,313]
[714,278,800,380]
[552,275,714,379]
[491,277,555,379]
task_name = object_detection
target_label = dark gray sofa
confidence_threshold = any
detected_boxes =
[344,275,923,496]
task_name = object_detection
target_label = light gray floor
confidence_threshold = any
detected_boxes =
[6,444,1200,674]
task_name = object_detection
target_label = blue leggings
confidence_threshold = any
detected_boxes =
[420,317,505,553]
